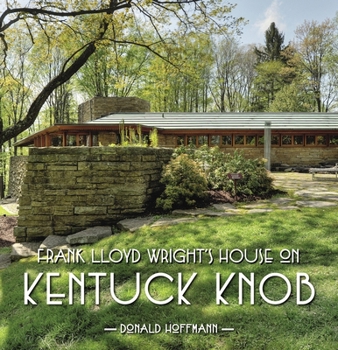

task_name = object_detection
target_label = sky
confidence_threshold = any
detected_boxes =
[231,0,338,46]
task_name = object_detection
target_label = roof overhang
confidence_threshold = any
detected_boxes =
[14,112,338,147]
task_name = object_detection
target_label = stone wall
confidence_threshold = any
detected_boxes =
[271,147,338,166]
[218,147,338,166]
[14,147,173,242]
[78,97,150,122]
[158,134,177,148]
[8,156,28,198]
[222,147,338,166]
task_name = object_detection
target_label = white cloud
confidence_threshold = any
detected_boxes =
[255,0,286,35]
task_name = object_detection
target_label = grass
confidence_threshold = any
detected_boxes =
[0,207,14,216]
[0,207,338,350]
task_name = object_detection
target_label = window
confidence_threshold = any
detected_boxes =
[282,135,304,146]
[258,136,264,146]
[234,135,244,145]
[258,135,279,146]
[211,135,220,146]
[306,135,315,145]
[177,136,185,146]
[66,135,77,146]
[78,135,87,146]
[317,135,327,145]
[234,135,256,146]
[272,135,280,145]
[329,135,338,145]
[246,135,256,146]
[187,136,196,146]
[222,135,232,146]
[170,132,332,148]
[198,135,209,146]
[306,135,327,146]
[282,135,292,145]
[294,135,304,145]
[51,135,62,146]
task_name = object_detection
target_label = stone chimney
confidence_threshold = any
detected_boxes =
[78,97,150,123]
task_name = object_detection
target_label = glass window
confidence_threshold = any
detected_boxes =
[66,135,77,146]
[282,135,292,145]
[294,135,304,145]
[51,136,62,146]
[198,135,209,146]
[177,136,185,146]
[258,136,264,145]
[329,135,338,145]
[222,135,232,146]
[211,135,220,146]
[234,135,244,145]
[246,135,256,146]
[306,135,315,145]
[187,136,196,146]
[79,135,87,146]
[317,135,327,145]
[272,135,280,145]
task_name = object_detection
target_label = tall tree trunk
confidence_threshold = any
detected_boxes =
[1,20,110,145]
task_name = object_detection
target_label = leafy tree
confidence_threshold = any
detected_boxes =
[210,37,256,112]
[295,19,337,112]
[268,83,314,112]
[0,23,35,152]
[137,32,214,112]
[0,0,241,148]
[252,23,303,111]
[74,18,153,99]
[251,60,286,111]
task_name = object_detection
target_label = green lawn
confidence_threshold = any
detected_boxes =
[0,207,337,350]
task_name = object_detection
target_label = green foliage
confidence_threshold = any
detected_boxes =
[172,145,274,196]
[118,120,148,147]
[156,153,208,211]
[268,83,314,112]
[149,128,158,147]
[255,22,287,62]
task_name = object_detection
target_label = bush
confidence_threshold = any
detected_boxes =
[156,154,208,211]
[171,145,274,197]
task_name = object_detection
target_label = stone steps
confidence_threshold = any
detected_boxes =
[8,226,112,264]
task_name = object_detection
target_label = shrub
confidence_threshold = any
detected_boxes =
[170,145,274,197]
[156,154,208,211]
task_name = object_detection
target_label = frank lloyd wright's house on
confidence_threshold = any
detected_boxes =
[15,97,338,167]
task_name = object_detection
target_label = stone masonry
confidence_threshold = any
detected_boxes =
[213,147,338,167]
[8,156,28,198]
[14,147,173,242]
[78,96,150,122]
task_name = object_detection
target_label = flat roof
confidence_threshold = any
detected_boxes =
[89,112,338,130]
[14,112,338,147]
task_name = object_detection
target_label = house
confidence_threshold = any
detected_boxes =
[14,97,338,166]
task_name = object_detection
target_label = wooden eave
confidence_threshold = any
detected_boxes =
[14,123,155,147]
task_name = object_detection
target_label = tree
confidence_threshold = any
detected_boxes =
[210,37,256,112]
[255,22,287,62]
[0,22,35,153]
[252,60,285,110]
[294,19,337,112]
[76,38,151,98]
[137,31,214,112]
[252,23,300,111]
[268,83,314,112]
[0,0,242,147]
